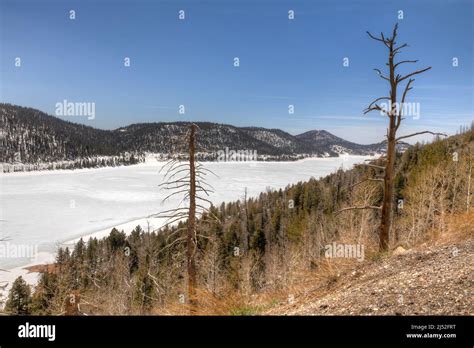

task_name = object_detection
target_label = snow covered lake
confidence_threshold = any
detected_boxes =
[0,155,371,289]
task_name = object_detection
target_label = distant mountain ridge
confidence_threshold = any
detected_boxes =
[0,103,401,165]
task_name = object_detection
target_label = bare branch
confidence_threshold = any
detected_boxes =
[196,185,213,196]
[365,96,391,117]
[160,211,188,218]
[160,216,187,229]
[165,168,190,181]
[367,31,389,46]
[196,167,219,177]
[355,163,385,170]
[393,43,408,55]
[396,131,447,142]
[400,79,414,106]
[391,23,399,42]
[397,66,432,83]
[373,68,390,81]
[367,96,391,108]
[152,207,188,218]
[396,78,415,129]
[162,189,189,202]
[394,60,418,69]
[365,155,386,161]
[196,179,215,190]
[160,183,190,191]
[363,104,390,117]
[196,196,214,205]
[337,206,382,214]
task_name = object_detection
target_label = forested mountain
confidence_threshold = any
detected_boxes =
[296,130,409,154]
[1,103,389,169]
[0,104,142,171]
[9,127,471,315]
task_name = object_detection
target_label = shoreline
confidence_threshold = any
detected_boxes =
[0,153,381,177]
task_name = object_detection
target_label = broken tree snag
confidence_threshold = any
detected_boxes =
[347,23,432,251]
[65,290,81,316]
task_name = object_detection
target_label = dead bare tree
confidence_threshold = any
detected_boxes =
[154,123,218,313]
[339,23,446,251]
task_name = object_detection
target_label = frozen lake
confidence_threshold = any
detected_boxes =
[0,155,371,273]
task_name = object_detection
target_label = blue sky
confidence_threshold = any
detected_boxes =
[1,0,473,143]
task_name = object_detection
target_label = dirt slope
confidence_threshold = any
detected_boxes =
[268,238,473,315]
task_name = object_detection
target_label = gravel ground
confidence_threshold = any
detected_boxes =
[270,239,473,315]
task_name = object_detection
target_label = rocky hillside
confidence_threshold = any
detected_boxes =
[267,212,473,316]
[0,103,388,165]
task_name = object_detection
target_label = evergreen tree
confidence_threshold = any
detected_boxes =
[31,272,58,314]
[5,276,31,315]
[135,254,154,314]
[107,228,126,253]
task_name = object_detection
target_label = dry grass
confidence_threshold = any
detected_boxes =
[432,210,474,245]
[152,252,379,316]
[150,210,473,315]
[152,288,256,315]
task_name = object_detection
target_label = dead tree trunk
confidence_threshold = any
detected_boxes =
[339,24,445,252]
[187,124,197,311]
[380,116,396,250]
[379,39,398,251]
[156,123,219,314]
[241,187,249,253]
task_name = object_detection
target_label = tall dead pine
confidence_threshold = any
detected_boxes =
[340,24,445,251]
[156,123,218,314]
[187,124,197,310]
